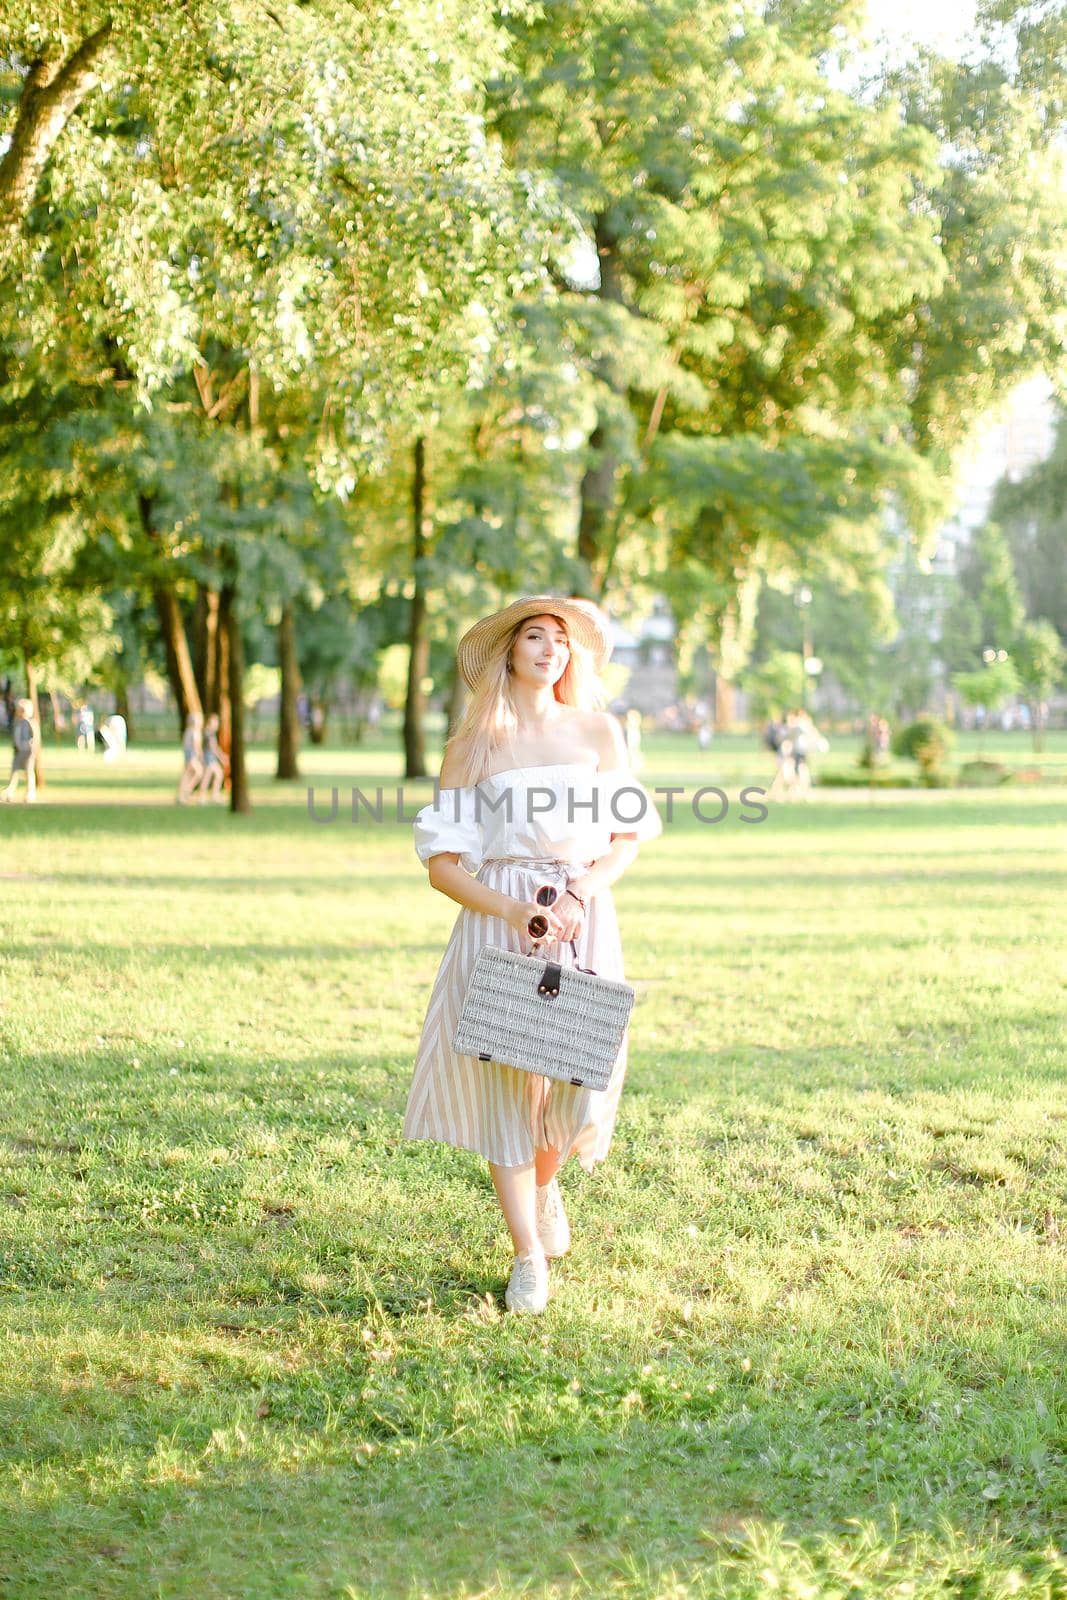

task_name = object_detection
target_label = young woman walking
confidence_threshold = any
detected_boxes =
[403,595,663,1314]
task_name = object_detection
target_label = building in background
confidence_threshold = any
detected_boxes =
[605,597,683,722]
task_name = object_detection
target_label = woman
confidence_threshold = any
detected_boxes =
[0,699,38,803]
[197,713,226,803]
[176,712,204,805]
[404,595,663,1315]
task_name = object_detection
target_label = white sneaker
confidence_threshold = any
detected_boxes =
[504,1246,549,1313]
[535,1178,571,1259]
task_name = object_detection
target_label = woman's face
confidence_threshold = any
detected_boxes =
[510,614,571,687]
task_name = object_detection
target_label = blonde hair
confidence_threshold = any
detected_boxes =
[444,611,607,787]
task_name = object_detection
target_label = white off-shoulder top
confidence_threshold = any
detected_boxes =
[413,761,663,873]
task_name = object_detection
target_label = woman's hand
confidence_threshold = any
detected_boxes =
[505,896,578,947]
[504,897,565,942]
[563,876,596,909]
[552,890,586,944]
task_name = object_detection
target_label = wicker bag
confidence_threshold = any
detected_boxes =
[451,936,635,1092]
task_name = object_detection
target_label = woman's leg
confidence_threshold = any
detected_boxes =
[488,1159,541,1256]
[534,1143,562,1186]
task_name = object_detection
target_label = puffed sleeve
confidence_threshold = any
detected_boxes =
[413,786,483,873]
[597,770,664,843]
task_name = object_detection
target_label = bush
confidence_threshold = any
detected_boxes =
[818,770,918,788]
[890,718,955,786]
[957,760,1013,787]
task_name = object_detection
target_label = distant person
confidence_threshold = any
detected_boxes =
[787,708,829,799]
[865,713,890,766]
[763,715,786,755]
[76,704,95,751]
[1,699,38,804]
[696,721,712,751]
[764,715,794,801]
[197,713,225,802]
[177,712,204,804]
[101,713,127,761]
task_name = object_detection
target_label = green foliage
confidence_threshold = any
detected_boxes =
[1013,618,1066,702]
[990,405,1067,642]
[952,658,1022,712]
[957,759,1014,787]
[891,717,955,783]
[1,0,1065,752]
[742,650,806,722]
[378,642,412,711]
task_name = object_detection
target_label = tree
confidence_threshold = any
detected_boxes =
[491,0,1025,725]
[989,407,1067,643]
[1013,619,1065,751]
[3,0,540,790]
[0,13,114,227]
[952,658,1021,751]
[960,522,1026,657]
[742,650,806,724]
[882,27,1067,482]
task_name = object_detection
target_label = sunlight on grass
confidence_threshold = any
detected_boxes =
[0,738,1064,1598]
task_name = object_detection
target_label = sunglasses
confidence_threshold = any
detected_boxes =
[527,883,560,940]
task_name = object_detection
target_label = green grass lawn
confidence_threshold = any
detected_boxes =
[1,738,1065,1598]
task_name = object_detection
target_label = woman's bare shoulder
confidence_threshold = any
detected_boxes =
[583,710,627,769]
[438,743,468,788]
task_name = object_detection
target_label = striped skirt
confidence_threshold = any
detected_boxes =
[402,855,630,1174]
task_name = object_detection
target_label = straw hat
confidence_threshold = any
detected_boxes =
[456,594,612,690]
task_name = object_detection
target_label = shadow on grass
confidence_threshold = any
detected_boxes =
[3,1010,1066,1597]
[1,1261,1062,1599]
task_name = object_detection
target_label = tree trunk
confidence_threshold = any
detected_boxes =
[153,584,203,737]
[403,434,430,779]
[713,676,737,733]
[217,600,231,760]
[577,212,626,591]
[276,601,301,779]
[192,583,221,714]
[221,581,251,814]
[139,494,202,735]
[116,680,132,744]
[0,22,113,224]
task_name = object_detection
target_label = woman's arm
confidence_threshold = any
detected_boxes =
[427,852,509,917]
[566,837,640,902]
[427,854,566,939]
